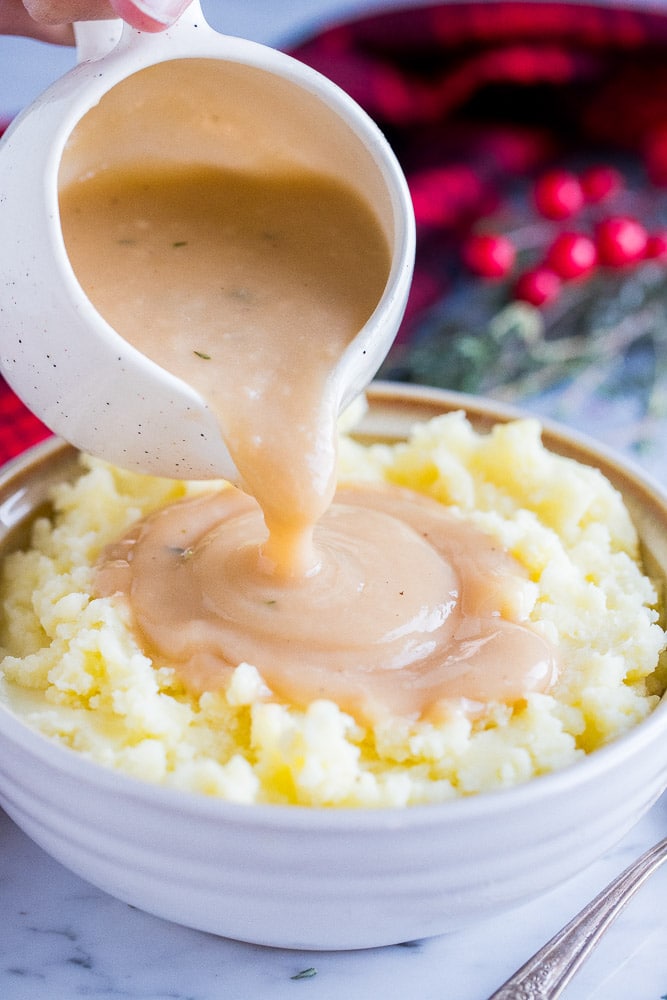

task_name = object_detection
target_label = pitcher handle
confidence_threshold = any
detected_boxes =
[73,0,206,63]
[74,20,123,62]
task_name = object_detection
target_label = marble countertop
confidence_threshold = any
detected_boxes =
[0,793,665,999]
[1,3,667,997]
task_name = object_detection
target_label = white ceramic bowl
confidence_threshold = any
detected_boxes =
[0,383,665,951]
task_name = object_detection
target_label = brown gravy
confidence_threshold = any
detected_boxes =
[60,164,558,722]
[96,484,557,723]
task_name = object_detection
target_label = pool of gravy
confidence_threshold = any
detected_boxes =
[96,484,557,723]
[61,163,558,723]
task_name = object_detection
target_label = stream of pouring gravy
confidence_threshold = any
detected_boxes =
[60,164,391,575]
[61,164,558,723]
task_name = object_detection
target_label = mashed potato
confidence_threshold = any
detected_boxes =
[0,411,665,807]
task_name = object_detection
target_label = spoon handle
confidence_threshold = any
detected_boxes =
[487,835,667,1000]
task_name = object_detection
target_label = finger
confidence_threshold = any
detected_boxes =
[20,0,115,26]
[0,0,191,45]
[0,0,74,40]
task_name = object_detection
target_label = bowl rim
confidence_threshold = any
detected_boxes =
[365,383,667,508]
[0,689,665,830]
[0,381,665,829]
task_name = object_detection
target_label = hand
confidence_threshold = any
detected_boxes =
[0,0,192,42]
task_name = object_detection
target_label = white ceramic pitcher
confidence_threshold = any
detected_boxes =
[0,1,415,479]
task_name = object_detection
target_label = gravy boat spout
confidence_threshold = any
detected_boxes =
[0,1,415,480]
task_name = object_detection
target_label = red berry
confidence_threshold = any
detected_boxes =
[463,233,516,278]
[645,232,667,260]
[514,267,561,306]
[595,216,648,266]
[546,232,597,279]
[580,165,623,204]
[534,170,584,220]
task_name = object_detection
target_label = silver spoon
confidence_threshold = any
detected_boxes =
[488,835,667,999]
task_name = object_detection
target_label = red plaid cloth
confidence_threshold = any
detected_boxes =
[291,1,667,330]
[2,1,667,464]
[291,2,667,128]
[0,380,50,465]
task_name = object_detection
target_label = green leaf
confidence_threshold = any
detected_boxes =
[291,967,317,980]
